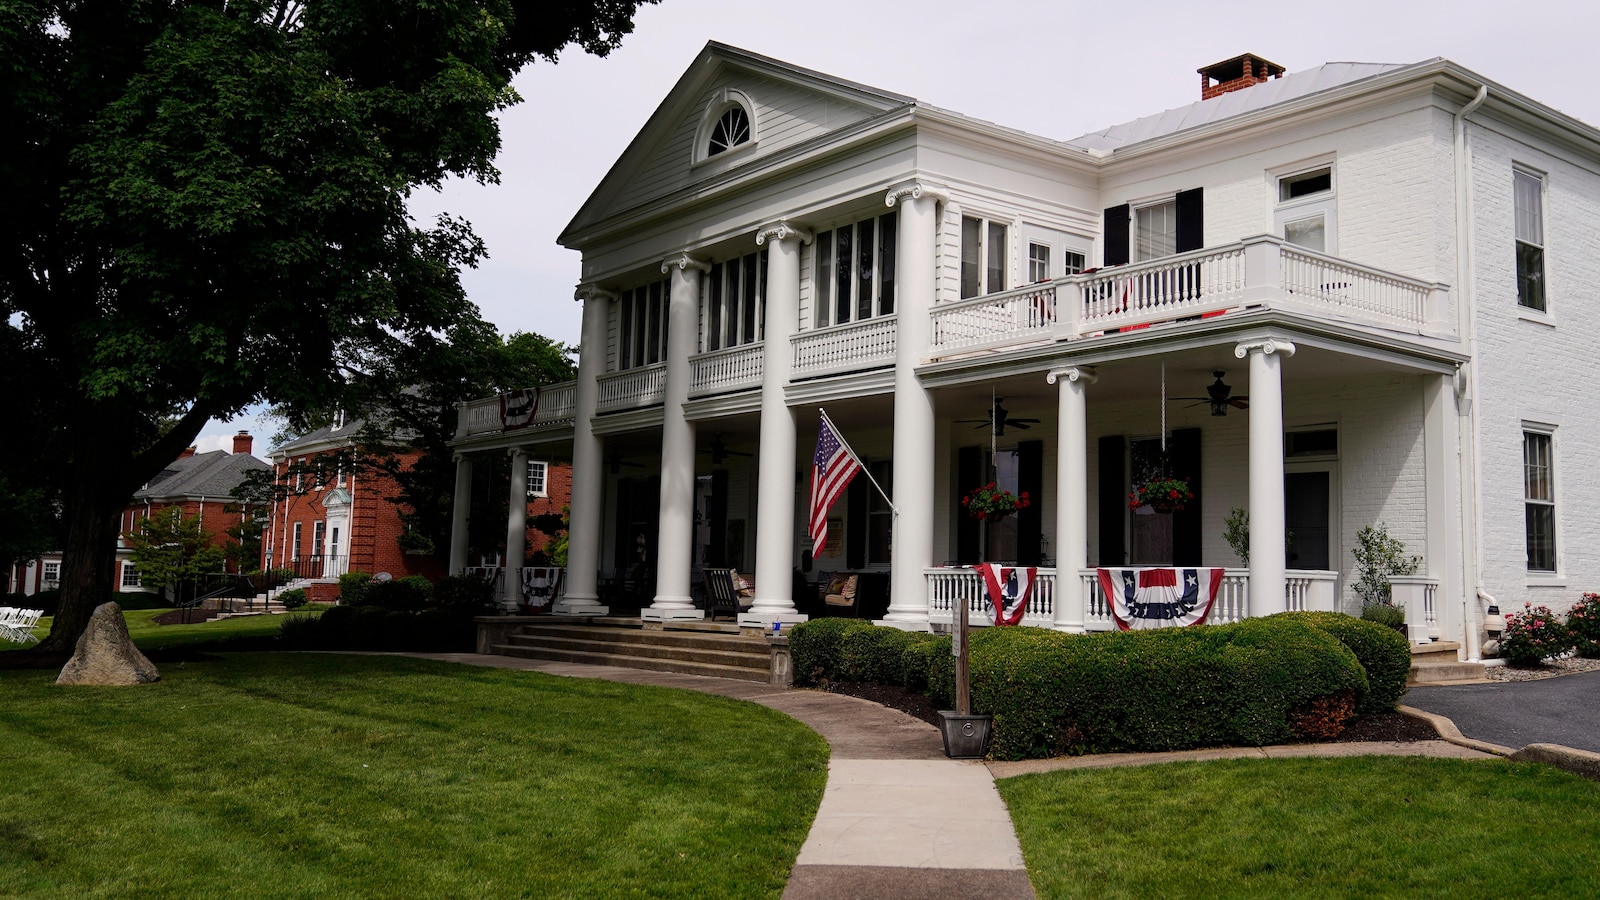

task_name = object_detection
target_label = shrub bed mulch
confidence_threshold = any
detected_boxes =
[151,608,225,626]
[822,680,1439,745]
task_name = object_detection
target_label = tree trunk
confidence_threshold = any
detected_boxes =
[39,475,125,652]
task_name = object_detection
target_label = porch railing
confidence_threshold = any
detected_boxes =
[690,343,764,396]
[459,381,579,438]
[792,315,897,377]
[926,567,1344,630]
[596,363,667,413]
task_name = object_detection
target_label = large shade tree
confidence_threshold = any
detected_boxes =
[1,0,653,651]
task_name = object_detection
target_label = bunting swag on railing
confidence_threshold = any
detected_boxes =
[499,388,541,429]
[520,567,562,613]
[1096,567,1225,630]
[979,564,1036,626]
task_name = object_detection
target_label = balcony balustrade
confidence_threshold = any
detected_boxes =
[689,342,764,397]
[595,363,667,413]
[791,315,897,377]
[459,381,578,438]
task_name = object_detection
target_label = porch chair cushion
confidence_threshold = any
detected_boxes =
[824,574,858,607]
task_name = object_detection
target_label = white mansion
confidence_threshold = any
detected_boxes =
[448,46,1600,660]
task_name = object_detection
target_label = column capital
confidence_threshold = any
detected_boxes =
[1047,365,1097,386]
[660,252,712,275]
[1234,338,1297,359]
[574,283,617,303]
[507,446,528,459]
[754,219,813,246]
[884,179,951,209]
[453,452,466,464]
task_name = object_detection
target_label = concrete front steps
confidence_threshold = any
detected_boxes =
[490,618,776,683]
[1408,641,1488,685]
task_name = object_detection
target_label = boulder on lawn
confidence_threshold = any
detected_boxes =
[56,602,161,686]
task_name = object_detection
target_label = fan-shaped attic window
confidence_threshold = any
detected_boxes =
[708,106,750,156]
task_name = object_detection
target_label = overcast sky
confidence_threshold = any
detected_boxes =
[201,0,1600,456]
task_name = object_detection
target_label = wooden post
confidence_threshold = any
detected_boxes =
[956,587,971,715]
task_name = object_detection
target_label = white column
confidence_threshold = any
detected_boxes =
[557,285,612,616]
[448,453,473,575]
[1423,372,1464,656]
[643,253,709,622]
[503,446,528,613]
[744,221,812,627]
[1049,366,1095,631]
[1238,338,1295,618]
[881,180,949,629]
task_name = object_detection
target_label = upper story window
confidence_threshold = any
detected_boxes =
[619,278,669,369]
[1514,167,1546,312]
[121,561,141,588]
[526,460,549,499]
[706,251,764,351]
[1026,242,1085,283]
[1276,164,1336,254]
[960,215,1008,298]
[1524,427,1556,572]
[708,107,750,156]
[695,89,758,164]
[815,211,898,325]
[1103,188,1203,266]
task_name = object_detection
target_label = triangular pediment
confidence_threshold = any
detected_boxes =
[560,42,912,247]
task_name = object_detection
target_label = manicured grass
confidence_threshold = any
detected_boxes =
[998,756,1600,899]
[3,606,325,651]
[0,654,829,897]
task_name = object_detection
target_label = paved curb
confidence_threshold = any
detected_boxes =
[1397,705,1516,756]
[1398,704,1600,781]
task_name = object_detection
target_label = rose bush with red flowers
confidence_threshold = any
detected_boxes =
[963,482,1030,520]
[1498,602,1574,667]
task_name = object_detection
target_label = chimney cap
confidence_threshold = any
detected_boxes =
[1199,53,1285,83]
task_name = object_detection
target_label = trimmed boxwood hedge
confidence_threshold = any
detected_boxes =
[1269,611,1411,713]
[789,615,1373,760]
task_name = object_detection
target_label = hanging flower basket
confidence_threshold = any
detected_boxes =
[962,482,1030,520]
[1129,477,1194,513]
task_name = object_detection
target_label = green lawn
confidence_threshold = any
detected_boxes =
[0,654,829,898]
[2,606,324,651]
[998,756,1600,899]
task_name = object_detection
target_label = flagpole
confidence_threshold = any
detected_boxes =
[819,408,898,516]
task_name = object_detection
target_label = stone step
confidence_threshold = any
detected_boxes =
[1411,641,1462,657]
[493,643,772,683]
[514,622,767,655]
[1409,658,1488,685]
[505,632,769,670]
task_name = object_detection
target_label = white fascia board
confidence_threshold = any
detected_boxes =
[447,426,576,455]
[591,407,665,436]
[783,368,896,406]
[684,391,762,421]
[910,107,1101,178]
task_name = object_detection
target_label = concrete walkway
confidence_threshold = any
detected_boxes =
[402,652,1500,899]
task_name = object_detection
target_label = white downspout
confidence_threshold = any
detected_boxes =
[1454,83,1488,661]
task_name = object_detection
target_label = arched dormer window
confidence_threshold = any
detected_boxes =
[695,88,758,164]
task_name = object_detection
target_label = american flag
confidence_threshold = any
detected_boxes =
[809,413,862,557]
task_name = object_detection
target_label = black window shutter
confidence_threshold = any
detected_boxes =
[1170,428,1202,565]
[1103,205,1130,266]
[708,469,729,567]
[846,474,867,570]
[1175,188,1204,253]
[956,446,983,564]
[1017,440,1044,566]
[1097,435,1126,566]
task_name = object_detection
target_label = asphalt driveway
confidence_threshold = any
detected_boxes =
[1406,670,1600,753]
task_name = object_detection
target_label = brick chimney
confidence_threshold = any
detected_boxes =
[232,430,254,456]
[1199,53,1285,100]
[179,446,197,459]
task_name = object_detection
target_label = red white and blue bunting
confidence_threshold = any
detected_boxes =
[979,564,1036,626]
[499,388,541,430]
[520,566,562,613]
[1095,567,1225,630]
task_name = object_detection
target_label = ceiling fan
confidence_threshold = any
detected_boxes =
[1172,371,1249,417]
[707,434,753,464]
[956,397,1041,435]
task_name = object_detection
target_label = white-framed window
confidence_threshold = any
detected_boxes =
[618,277,669,369]
[1523,428,1556,572]
[705,251,764,351]
[335,462,346,488]
[313,521,326,558]
[1028,242,1051,283]
[708,106,750,156]
[1135,200,1177,261]
[292,522,303,560]
[815,211,898,325]
[1275,164,1337,254]
[526,460,549,498]
[694,89,758,164]
[1063,250,1086,275]
[293,461,303,492]
[121,562,141,588]
[960,215,1008,298]
[42,561,60,586]
[1514,167,1546,311]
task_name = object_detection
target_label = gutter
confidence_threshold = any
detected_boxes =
[1454,83,1488,662]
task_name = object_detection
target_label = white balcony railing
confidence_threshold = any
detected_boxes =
[459,381,578,437]
[792,315,897,377]
[1280,246,1432,326]
[927,567,1344,630]
[690,343,764,396]
[596,363,667,413]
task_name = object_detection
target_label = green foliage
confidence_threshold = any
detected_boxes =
[1272,611,1411,713]
[337,571,373,606]
[1224,507,1250,564]
[1359,603,1406,628]
[1352,523,1421,607]
[278,603,474,652]
[433,574,497,614]
[123,507,227,601]
[1499,603,1574,667]
[7,590,61,616]
[364,575,434,612]
[1567,593,1600,656]
[276,588,308,610]
[788,618,857,687]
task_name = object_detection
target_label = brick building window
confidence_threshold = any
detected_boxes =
[121,562,141,588]
[1523,429,1556,572]
[43,561,59,586]
[526,460,549,498]
[1514,167,1546,311]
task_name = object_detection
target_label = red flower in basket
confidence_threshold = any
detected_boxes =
[963,483,1028,520]
[1129,477,1194,512]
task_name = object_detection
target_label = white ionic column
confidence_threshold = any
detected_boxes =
[448,452,473,576]
[643,253,709,621]
[881,180,949,629]
[503,446,529,613]
[1238,338,1295,618]
[1049,366,1095,632]
[744,221,812,627]
[557,285,612,616]
[1423,372,1464,655]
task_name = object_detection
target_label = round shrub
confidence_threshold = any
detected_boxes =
[413,607,472,652]
[1566,593,1600,657]
[1272,611,1411,713]
[788,618,863,686]
[351,605,391,649]
[276,588,308,611]
[1500,603,1573,667]
[366,575,433,612]
[338,571,373,606]
[434,575,496,614]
